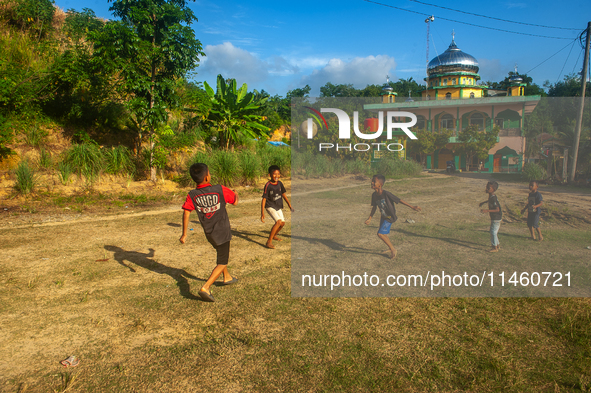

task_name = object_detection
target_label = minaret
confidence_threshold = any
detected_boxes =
[507,64,526,96]
[381,75,397,103]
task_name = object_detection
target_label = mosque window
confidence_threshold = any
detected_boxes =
[470,113,485,130]
[441,114,454,130]
[452,78,456,85]
[389,95,393,103]
[443,79,447,86]
[470,92,475,98]
[495,118,504,129]
[445,92,452,100]
[416,115,426,130]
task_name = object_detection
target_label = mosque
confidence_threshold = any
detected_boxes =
[365,34,541,173]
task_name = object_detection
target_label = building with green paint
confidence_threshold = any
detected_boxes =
[365,37,540,173]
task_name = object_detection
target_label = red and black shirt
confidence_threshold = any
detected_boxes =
[182,184,236,246]
[262,180,286,210]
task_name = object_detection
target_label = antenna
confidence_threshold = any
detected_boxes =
[425,16,435,80]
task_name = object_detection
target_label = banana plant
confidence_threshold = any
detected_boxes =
[204,74,270,149]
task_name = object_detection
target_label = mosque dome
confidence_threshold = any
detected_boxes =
[428,39,479,74]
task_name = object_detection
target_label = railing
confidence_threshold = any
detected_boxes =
[497,128,521,137]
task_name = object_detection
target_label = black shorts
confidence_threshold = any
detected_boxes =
[527,211,541,228]
[213,241,230,265]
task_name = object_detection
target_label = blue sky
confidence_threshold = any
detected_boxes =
[52,0,590,96]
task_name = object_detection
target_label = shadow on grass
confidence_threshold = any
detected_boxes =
[231,229,292,248]
[104,245,204,301]
[395,228,483,250]
[290,234,383,256]
[166,220,199,228]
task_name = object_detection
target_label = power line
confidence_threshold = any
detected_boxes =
[526,37,579,74]
[362,0,574,40]
[407,0,580,31]
[556,39,577,83]
[572,48,583,75]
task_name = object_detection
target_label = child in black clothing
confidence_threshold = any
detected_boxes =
[520,180,544,241]
[179,163,239,302]
[261,165,294,249]
[479,181,502,252]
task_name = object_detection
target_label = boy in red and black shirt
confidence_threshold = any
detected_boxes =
[179,163,238,302]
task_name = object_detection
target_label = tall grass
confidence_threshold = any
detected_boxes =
[374,156,423,178]
[103,146,134,176]
[14,160,36,194]
[239,149,260,185]
[24,125,47,147]
[522,162,547,181]
[63,143,103,182]
[257,144,291,176]
[38,148,52,170]
[57,161,73,185]
[212,150,239,186]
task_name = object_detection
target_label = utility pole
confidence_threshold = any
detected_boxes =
[569,21,591,182]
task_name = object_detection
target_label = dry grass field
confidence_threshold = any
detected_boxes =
[1,173,591,392]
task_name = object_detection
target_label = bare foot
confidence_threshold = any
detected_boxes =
[266,243,275,249]
[538,236,544,242]
[489,246,499,252]
[273,236,283,241]
[383,249,397,259]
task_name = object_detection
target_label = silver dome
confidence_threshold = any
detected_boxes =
[428,39,479,72]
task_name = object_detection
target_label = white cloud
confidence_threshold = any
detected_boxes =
[477,58,510,83]
[200,42,269,84]
[299,55,397,94]
[199,42,299,88]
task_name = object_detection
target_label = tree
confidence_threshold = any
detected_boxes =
[92,0,204,181]
[457,125,499,171]
[204,74,269,149]
[546,73,591,97]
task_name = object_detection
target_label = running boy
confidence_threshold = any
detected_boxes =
[179,163,238,302]
[261,165,294,249]
[479,181,502,252]
[364,174,421,259]
[520,180,544,241]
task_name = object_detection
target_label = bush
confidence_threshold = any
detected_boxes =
[374,157,422,178]
[38,147,52,169]
[212,150,239,187]
[103,145,134,176]
[239,149,260,185]
[14,160,37,194]
[522,162,547,181]
[63,142,103,181]
[57,161,72,185]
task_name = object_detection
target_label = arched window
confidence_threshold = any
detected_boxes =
[445,92,452,100]
[416,115,426,130]
[388,95,393,103]
[470,92,475,98]
[441,114,454,130]
[443,79,448,86]
[452,78,456,85]
[470,113,485,130]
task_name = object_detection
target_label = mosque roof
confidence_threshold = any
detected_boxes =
[428,39,479,73]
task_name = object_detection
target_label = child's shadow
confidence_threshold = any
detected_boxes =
[104,245,202,300]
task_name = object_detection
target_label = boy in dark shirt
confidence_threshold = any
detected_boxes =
[520,180,544,241]
[479,181,502,252]
[364,174,421,259]
[179,163,238,302]
[261,165,294,249]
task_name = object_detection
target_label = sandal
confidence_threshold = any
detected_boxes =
[60,355,79,367]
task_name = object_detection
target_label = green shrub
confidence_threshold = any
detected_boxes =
[24,125,48,147]
[63,142,103,181]
[38,148,52,169]
[212,150,239,186]
[176,150,213,187]
[375,157,422,178]
[14,160,37,194]
[522,162,547,181]
[104,146,134,176]
[239,149,260,185]
[57,161,72,185]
